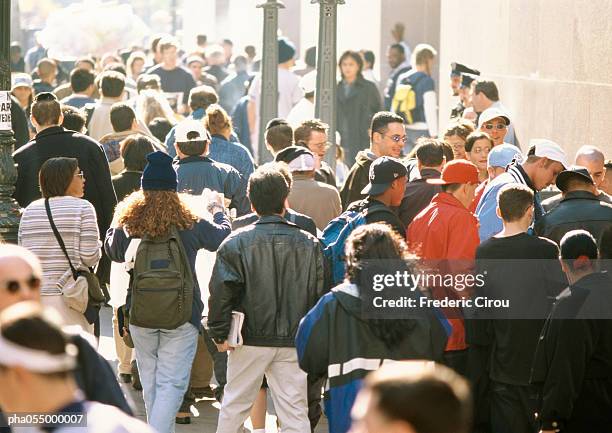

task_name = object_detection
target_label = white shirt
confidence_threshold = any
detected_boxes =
[286,98,315,128]
[249,68,304,118]
[362,69,379,87]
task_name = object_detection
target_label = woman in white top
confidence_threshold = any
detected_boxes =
[19,157,101,333]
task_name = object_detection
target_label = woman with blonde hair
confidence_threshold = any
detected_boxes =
[204,103,254,182]
[105,151,231,433]
[136,89,181,126]
[126,51,146,81]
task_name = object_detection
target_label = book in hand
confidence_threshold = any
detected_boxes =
[228,311,245,347]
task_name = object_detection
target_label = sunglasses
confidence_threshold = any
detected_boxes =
[2,276,41,294]
[34,92,58,102]
[483,123,507,130]
[382,134,408,144]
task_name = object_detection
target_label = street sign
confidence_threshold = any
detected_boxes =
[0,91,11,131]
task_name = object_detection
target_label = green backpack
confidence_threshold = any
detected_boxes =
[129,226,194,330]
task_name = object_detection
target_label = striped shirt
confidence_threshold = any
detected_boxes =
[18,196,102,295]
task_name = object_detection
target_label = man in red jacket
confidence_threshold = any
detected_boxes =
[406,159,480,373]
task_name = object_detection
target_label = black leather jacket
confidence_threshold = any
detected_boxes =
[208,215,326,347]
[535,190,612,245]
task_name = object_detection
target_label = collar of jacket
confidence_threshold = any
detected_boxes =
[508,164,537,192]
[35,125,66,139]
[176,155,213,165]
[560,190,600,202]
[340,75,368,90]
[292,172,316,181]
[255,214,297,227]
[418,168,442,180]
[191,108,205,120]
[431,191,468,210]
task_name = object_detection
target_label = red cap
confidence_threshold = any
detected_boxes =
[427,159,480,185]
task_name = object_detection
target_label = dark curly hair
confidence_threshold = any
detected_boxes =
[345,223,420,349]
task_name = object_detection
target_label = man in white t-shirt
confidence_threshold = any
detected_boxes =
[248,37,303,161]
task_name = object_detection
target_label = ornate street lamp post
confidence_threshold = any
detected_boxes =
[313,0,344,169]
[256,0,284,164]
[0,0,20,244]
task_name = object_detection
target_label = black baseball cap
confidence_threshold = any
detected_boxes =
[361,157,408,196]
[555,165,593,192]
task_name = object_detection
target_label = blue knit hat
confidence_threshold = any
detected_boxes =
[141,151,177,191]
[278,37,296,64]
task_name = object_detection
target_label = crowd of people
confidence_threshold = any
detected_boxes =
[2,24,612,433]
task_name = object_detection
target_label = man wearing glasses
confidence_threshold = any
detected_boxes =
[340,111,405,210]
[12,92,117,287]
[294,119,337,187]
[478,107,511,147]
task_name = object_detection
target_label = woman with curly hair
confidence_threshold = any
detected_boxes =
[296,223,448,433]
[105,151,231,433]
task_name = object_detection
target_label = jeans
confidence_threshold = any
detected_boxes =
[130,322,199,433]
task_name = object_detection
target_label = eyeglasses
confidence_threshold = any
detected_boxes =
[310,141,331,151]
[34,92,58,102]
[482,123,507,131]
[382,134,408,144]
[74,171,84,180]
[1,276,41,294]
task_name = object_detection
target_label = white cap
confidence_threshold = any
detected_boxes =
[530,139,569,169]
[478,107,511,128]
[175,119,208,143]
[11,72,33,90]
[299,70,316,94]
[288,153,316,172]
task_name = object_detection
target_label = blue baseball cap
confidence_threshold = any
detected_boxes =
[487,143,522,169]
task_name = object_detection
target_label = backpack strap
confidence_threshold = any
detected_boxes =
[84,104,96,129]
[45,199,78,280]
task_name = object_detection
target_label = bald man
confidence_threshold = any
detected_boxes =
[542,145,611,211]
[0,244,132,414]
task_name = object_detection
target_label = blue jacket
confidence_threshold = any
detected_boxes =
[296,282,449,433]
[104,212,231,329]
[174,155,250,216]
[475,164,544,242]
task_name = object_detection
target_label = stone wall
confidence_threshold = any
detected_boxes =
[438,0,612,157]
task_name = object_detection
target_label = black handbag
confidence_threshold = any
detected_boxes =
[45,198,108,306]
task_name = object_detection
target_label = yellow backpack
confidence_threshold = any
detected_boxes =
[391,75,424,124]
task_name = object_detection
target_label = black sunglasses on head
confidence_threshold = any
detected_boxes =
[34,92,58,102]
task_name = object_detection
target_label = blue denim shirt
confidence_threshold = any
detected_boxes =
[174,155,250,216]
[476,164,543,242]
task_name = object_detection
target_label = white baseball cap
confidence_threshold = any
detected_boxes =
[299,70,316,94]
[175,119,208,143]
[530,139,569,169]
[478,107,511,128]
[288,153,316,172]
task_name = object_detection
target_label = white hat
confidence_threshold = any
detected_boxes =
[175,119,208,143]
[530,139,569,169]
[478,107,511,128]
[299,70,316,94]
[11,73,33,91]
[288,153,316,172]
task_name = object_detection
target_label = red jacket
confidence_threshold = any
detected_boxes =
[469,179,489,213]
[407,192,480,351]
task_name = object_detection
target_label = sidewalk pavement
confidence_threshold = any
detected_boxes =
[98,306,329,433]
